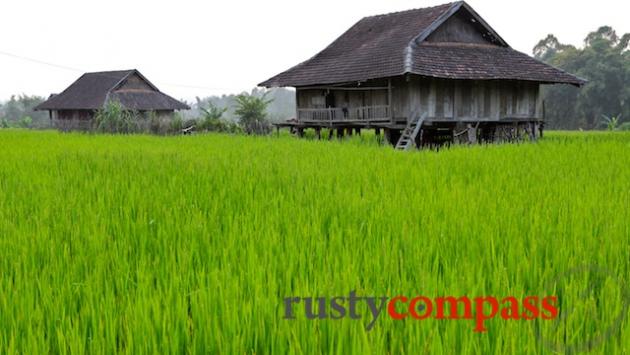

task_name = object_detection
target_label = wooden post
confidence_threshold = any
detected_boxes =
[336,128,344,139]
[375,127,381,136]
[355,128,361,136]
[384,128,391,145]
[388,78,393,123]
[297,128,305,138]
[315,127,321,140]
[467,124,477,144]
[328,128,334,140]
[346,127,353,136]
[527,122,535,141]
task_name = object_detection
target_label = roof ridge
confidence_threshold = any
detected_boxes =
[84,69,136,75]
[363,2,459,20]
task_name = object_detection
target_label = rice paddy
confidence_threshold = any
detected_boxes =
[0,130,629,354]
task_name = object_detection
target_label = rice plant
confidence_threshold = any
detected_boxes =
[0,130,628,354]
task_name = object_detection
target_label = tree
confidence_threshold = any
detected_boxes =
[234,93,273,134]
[191,88,295,123]
[535,27,630,130]
[198,102,230,132]
[533,34,575,62]
[0,94,49,128]
[601,114,622,130]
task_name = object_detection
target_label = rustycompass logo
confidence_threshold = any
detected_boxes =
[283,291,559,331]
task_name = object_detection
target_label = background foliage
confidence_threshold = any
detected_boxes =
[535,26,630,129]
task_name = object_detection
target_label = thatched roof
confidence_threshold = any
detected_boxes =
[259,1,585,87]
[35,70,189,111]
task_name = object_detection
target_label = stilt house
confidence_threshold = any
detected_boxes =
[259,1,585,148]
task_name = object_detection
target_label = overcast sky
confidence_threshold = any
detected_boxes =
[1,0,628,102]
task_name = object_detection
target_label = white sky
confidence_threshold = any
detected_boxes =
[1,0,628,102]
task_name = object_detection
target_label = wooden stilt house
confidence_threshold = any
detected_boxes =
[259,1,585,148]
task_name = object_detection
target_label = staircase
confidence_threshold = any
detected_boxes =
[395,112,426,150]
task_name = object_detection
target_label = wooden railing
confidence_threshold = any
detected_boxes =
[297,105,390,122]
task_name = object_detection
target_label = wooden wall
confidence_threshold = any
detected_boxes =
[295,76,541,122]
[54,110,95,120]
[296,89,388,109]
[405,77,541,121]
[52,109,175,121]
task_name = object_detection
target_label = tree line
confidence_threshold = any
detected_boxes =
[534,26,630,130]
[0,88,296,131]
[0,94,49,128]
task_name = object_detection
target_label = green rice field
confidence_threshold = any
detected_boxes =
[0,130,629,354]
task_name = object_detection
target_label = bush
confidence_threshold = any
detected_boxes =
[198,102,237,133]
[94,101,139,134]
[234,93,273,135]
[618,122,630,131]
[18,116,33,128]
[169,113,184,133]
[147,111,162,135]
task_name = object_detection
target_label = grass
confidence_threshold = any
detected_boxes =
[0,129,629,354]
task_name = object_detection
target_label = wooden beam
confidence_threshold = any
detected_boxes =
[388,78,393,123]
[298,86,389,91]
[467,123,477,144]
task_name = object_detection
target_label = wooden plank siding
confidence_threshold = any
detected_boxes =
[294,76,541,124]
[406,77,541,121]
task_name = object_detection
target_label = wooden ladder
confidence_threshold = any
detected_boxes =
[395,111,426,151]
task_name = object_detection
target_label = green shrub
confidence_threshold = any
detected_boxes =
[93,100,139,134]
[18,116,33,128]
[169,113,184,133]
[198,102,236,133]
[147,111,161,134]
[234,93,272,135]
[618,122,630,131]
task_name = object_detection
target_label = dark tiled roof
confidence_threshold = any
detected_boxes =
[411,43,585,84]
[35,70,189,111]
[259,2,585,87]
[109,91,189,111]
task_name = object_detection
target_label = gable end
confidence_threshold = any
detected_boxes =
[425,8,498,45]
[413,2,508,47]
[113,72,157,92]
